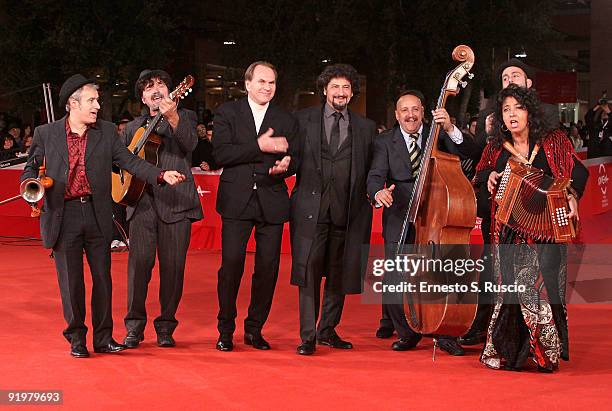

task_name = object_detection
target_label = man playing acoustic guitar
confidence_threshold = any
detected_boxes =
[121,69,203,349]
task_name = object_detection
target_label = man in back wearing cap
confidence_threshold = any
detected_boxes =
[21,74,185,358]
[474,58,559,150]
[462,58,566,356]
[122,69,202,349]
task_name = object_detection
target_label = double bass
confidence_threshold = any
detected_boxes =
[396,45,478,338]
[111,75,194,206]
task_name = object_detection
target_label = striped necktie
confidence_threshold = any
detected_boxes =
[408,133,421,177]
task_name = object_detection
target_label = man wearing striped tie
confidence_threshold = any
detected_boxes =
[366,90,475,355]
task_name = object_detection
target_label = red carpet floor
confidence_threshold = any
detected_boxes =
[1,239,611,410]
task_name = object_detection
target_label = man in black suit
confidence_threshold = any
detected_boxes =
[212,61,298,351]
[367,90,473,356]
[22,74,184,358]
[291,64,376,355]
[122,69,203,349]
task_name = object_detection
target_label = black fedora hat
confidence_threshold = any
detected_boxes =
[134,69,173,98]
[496,58,535,84]
[59,74,95,108]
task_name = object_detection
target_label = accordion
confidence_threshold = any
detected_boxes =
[494,159,575,243]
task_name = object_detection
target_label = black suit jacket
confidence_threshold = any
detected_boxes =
[212,97,299,224]
[290,105,376,294]
[22,116,160,249]
[122,108,203,223]
[366,125,470,243]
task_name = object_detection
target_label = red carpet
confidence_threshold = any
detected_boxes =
[1,239,611,409]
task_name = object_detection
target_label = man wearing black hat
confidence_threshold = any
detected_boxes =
[21,74,185,358]
[474,58,559,151]
[122,69,202,349]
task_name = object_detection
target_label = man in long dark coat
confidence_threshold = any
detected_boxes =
[290,64,376,355]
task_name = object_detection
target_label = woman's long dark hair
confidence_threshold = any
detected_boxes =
[491,84,548,149]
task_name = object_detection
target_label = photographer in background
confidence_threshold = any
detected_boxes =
[586,93,611,159]
[192,122,219,171]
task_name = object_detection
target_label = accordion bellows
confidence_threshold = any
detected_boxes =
[495,159,575,243]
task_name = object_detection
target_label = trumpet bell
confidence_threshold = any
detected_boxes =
[20,178,45,203]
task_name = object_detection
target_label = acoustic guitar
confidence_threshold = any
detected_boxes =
[111,75,194,206]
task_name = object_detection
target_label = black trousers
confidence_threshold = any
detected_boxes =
[124,193,192,336]
[379,242,420,340]
[52,198,113,348]
[111,201,128,242]
[467,214,494,335]
[298,223,347,342]
[537,243,569,356]
[217,193,283,335]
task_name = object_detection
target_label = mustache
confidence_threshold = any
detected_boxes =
[151,91,164,99]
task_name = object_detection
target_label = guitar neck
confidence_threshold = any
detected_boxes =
[133,111,163,154]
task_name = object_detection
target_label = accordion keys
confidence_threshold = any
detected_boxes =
[494,159,575,243]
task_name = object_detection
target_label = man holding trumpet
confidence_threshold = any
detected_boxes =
[22,74,184,358]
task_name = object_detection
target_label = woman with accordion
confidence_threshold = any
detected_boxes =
[475,84,588,372]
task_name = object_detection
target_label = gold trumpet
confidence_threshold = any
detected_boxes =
[0,159,53,216]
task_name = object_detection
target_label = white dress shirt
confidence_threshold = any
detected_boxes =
[248,96,269,134]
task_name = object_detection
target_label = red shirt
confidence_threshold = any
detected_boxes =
[64,119,92,199]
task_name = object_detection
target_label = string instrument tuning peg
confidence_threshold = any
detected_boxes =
[467,73,474,79]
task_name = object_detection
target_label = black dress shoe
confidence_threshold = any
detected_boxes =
[376,327,394,339]
[561,346,569,361]
[437,338,465,356]
[297,341,316,355]
[458,330,487,346]
[537,365,553,373]
[244,332,270,350]
[93,339,127,354]
[216,334,233,352]
[124,331,144,348]
[70,344,90,358]
[391,335,422,351]
[157,333,175,347]
[317,333,353,349]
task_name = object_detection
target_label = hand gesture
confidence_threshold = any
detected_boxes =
[163,170,185,185]
[375,184,395,208]
[269,156,291,175]
[257,128,288,154]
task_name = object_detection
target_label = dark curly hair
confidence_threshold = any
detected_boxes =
[491,84,548,149]
[135,69,173,99]
[316,64,360,103]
